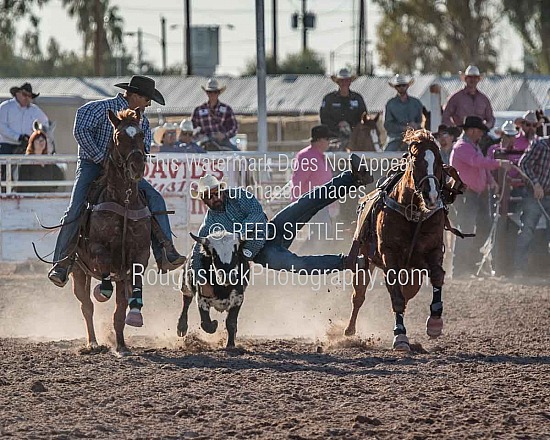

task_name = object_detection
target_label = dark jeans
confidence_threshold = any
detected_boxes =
[253,171,354,273]
[453,189,491,275]
[513,193,550,272]
[0,143,19,155]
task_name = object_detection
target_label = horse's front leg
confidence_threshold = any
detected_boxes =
[344,265,371,336]
[426,251,445,338]
[114,281,130,355]
[72,267,99,352]
[125,257,147,328]
[384,264,410,351]
[177,293,193,337]
[89,243,114,302]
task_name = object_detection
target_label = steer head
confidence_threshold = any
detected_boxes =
[191,231,245,286]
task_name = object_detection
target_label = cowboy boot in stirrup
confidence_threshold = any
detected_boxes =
[151,218,186,272]
[48,258,73,288]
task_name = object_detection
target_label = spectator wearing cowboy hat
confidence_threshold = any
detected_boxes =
[155,122,180,153]
[320,68,367,141]
[187,155,373,297]
[48,75,186,288]
[191,78,239,151]
[384,74,424,152]
[450,116,510,277]
[442,65,495,130]
[0,82,49,154]
[177,119,205,153]
[514,110,540,152]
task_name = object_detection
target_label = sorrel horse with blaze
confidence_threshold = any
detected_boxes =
[346,129,447,351]
[72,108,151,355]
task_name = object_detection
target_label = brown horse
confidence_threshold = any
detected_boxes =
[72,108,151,355]
[345,129,447,351]
[348,112,383,152]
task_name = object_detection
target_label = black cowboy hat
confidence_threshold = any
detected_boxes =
[10,82,39,98]
[311,124,331,140]
[114,75,165,105]
[459,116,489,133]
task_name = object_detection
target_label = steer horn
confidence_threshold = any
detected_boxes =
[190,232,209,247]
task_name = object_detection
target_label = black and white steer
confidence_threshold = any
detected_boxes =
[177,231,250,348]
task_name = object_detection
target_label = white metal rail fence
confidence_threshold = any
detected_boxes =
[0,152,402,262]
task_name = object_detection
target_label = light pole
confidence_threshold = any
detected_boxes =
[125,28,166,74]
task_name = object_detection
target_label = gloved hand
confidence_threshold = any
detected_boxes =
[18,134,30,144]
[240,248,253,261]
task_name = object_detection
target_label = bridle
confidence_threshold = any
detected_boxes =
[109,121,145,183]
[407,141,444,197]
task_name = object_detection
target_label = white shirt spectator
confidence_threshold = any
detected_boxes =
[0,98,49,145]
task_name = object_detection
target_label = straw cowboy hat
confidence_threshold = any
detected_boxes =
[497,120,519,136]
[459,116,489,132]
[201,78,226,93]
[459,65,481,81]
[330,68,357,83]
[153,122,179,145]
[190,174,227,199]
[10,82,39,98]
[179,119,201,135]
[114,75,165,105]
[388,74,414,87]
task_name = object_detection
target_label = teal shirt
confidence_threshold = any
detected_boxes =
[384,95,424,142]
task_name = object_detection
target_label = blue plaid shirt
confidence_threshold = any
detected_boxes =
[191,187,268,274]
[74,93,152,163]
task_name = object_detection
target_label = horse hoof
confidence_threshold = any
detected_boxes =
[114,346,132,357]
[201,320,218,334]
[392,334,411,352]
[125,309,143,327]
[344,326,356,337]
[93,284,112,303]
[426,316,443,338]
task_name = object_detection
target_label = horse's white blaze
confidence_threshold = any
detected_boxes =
[424,150,438,205]
[125,126,137,138]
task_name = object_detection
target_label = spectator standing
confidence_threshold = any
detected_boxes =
[0,83,49,154]
[442,65,494,130]
[434,124,454,165]
[320,68,367,147]
[192,79,239,151]
[450,116,510,276]
[290,124,338,246]
[384,74,423,151]
[16,130,65,193]
[513,137,550,275]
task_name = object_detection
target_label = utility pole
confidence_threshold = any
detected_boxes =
[301,0,307,51]
[184,0,192,75]
[256,0,268,152]
[93,0,104,76]
[161,16,167,74]
[272,0,277,72]
[137,28,144,74]
[357,0,365,75]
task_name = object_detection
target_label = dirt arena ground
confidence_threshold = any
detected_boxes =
[0,263,549,439]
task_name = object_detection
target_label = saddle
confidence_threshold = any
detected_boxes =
[347,164,471,267]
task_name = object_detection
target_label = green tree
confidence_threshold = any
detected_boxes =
[242,49,325,76]
[61,0,125,75]
[375,0,499,74]
[503,0,550,73]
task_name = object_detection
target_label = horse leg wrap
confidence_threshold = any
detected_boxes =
[430,301,443,317]
[128,286,143,310]
[99,274,113,299]
[393,313,406,335]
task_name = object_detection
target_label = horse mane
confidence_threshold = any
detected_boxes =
[117,108,139,124]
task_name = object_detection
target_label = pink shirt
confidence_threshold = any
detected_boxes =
[290,145,332,201]
[450,136,499,194]
[442,88,495,129]
[514,132,532,152]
